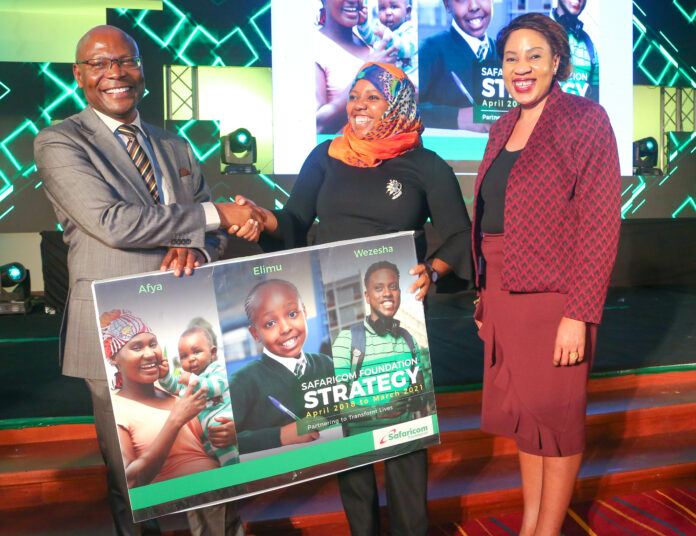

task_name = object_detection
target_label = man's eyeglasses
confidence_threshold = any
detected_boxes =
[75,56,142,72]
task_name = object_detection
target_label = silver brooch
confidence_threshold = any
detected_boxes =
[386,179,403,200]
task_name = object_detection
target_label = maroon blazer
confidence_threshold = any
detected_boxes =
[472,84,621,324]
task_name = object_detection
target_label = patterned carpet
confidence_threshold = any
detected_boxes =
[432,487,696,536]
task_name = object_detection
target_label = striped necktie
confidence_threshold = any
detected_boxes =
[116,124,160,204]
[293,355,307,378]
[476,40,489,61]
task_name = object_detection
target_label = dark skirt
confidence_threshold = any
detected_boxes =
[478,234,596,457]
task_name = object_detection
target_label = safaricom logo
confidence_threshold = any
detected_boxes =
[379,425,429,445]
[373,416,435,450]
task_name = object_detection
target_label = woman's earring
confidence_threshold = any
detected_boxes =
[114,370,123,390]
[319,7,326,25]
[553,67,558,75]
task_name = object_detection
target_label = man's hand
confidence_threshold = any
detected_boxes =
[160,247,205,277]
[215,201,267,239]
[208,416,237,448]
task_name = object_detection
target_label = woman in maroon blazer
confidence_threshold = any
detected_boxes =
[472,14,620,536]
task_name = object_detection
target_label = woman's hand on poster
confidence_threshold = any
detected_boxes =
[170,383,207,427]
[408,258,449,301]
[280,422,319,446]
[408,263,432,301]
[160,247,205,277]
[208,416,237,448]
[553,316,586,366]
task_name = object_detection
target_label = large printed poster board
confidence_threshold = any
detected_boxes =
[92,232,439,521]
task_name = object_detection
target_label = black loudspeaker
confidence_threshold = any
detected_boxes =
[39,231,69,314]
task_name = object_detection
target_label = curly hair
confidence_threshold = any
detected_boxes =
[496,13,572,82]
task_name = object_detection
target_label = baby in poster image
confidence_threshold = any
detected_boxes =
[158,326,238,466]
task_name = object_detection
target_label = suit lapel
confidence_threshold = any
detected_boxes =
[78,108,155,204]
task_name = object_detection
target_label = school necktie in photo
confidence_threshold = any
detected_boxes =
[293,355,307,378]
[476,40,489,61]
[116,124,160,204]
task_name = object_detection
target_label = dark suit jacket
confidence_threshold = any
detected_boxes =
[419,27,497,129]
[472,84,621,324]
[34,107,226,379]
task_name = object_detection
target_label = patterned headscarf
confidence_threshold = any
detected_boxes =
[100,309,153,360]
[328,62,423,168]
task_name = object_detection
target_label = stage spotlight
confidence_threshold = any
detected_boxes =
[0,262,32,314]
[222,128,258,174]
[633,137,660,174]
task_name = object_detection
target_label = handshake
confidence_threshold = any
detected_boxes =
[214,195,275,243]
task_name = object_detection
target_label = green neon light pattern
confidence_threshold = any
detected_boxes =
[249,2,271,50]
[0,204,15,220]
[621,175,646,219]
[673,0,696,23]
[672,196,696,218]
[118,0,265,68]
[172,120,221,162]
[633,7,696,88]
[0,80,9,101]
[1,119,39,171]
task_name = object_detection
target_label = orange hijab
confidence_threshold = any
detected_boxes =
[328,63,423,168]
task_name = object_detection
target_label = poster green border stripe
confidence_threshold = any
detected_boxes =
[130,415,439,510]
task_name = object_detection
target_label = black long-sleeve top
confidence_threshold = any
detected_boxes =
[264,141,473,281]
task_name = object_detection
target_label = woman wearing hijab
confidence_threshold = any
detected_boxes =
[236,62,473,535]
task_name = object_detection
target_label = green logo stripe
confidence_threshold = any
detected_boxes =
[129,430,374,510]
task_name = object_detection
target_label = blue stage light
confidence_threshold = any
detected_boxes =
[1,262,27,287]
[8,266,21,281]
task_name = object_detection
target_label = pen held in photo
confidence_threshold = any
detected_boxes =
[450,70,474,105]
[268,395,299,421]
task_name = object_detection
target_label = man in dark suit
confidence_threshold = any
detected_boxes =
[34,25,258,536]
[419,0,497,130]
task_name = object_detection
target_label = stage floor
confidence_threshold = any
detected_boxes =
[2,285,695,421]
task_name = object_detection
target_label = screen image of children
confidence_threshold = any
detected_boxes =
[228,279,334,455]
[357,0,417,77]
[419,0,497,131]
[158,324,239,467]
[331,261,424,437]
[100,310,224,487]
